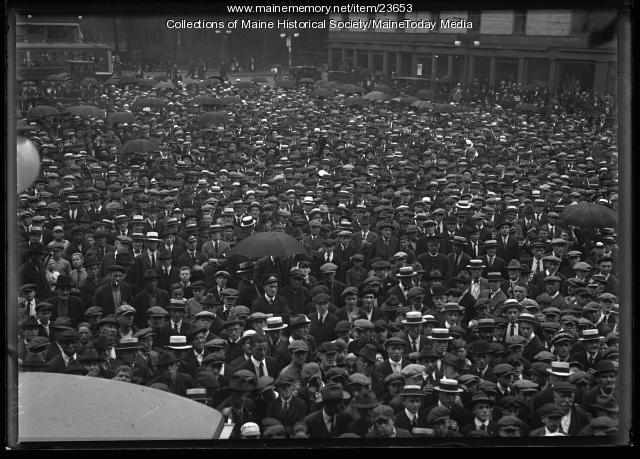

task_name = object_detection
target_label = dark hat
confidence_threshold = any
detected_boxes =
[156,350,182,367]
[54,275,75,289]
[552,381,577,393]
[539,403,565,419]
[288,314,312,328]
[591,394,619,413]
[108,264,126,274]
[468,339,492,355]
[442,353,467,371]
[186,323,208,340]
[469,391,495,407]
[34,301,53,313]
[357,343,379,363]
[20,316,39,330]
[593,359,618,376]
[57,329,81,343]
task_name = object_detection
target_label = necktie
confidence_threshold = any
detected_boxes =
[473,242,478,256]
[151,253,156,269]
[412,416,417,428]
[509,324,515,337]
[214,240,219,254]
[174,322,179,332]
[164,268,168,277]
[412,340,418,353]
[330,416,335,435]
[472,282,480,298]
[503,237,508,246]
[480,423,487,431]
[196,352,203,364]
[319,315,324,327]
[284,399,289,412]
[258,361,265,377]
[113,288,121,307]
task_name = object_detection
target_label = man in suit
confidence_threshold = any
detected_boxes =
[448,236,472,282]
[416,236,451,285]
[254,255,289,286]
[63,196,85,226]
[478,272,508,313]
[165,299,191,336]
[303,383,351,438]
[237,333,280,379]
[99,236,132,279]
[311,239,344,277]
[133,270,171,328]
[45,329,81,373]
[351,218,377,254]
[18,243,50,300]
[155,248,181,292]
[496,221,521,264]
[300,220,325,257]
[465,227,486,259]
[470,213,494,243]
[201,225,231,260]
[467,339,495,381]
[518,313,546,362]
[93,264,135,316]
[466,259,489,301]
[131,232,161,286]
[570,329,605,373]
[415,219,438,256]
[481,240,507,278]
[545,212,563,240]
[551,381,592,435]
[373,337,409,384]
[308,293,339,345]
[459,392,498,436]
[423,378,467,428]
[45,275,86,327]
[251,275,292,318]
[173,234,207,281]
[265,373,308,433]
[179,324,210,378]
[368,221,400,261]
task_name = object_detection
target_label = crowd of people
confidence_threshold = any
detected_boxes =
[14,66,621,441]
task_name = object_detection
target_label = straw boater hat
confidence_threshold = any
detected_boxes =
[434,378,464,393]
[166,335,192,350]
[428,328,453,341]
[265,316,287,331]
[402,311,426,325]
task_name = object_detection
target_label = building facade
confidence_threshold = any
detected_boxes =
[327,9,617,95]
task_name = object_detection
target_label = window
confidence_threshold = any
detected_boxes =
[469,10,481,32]
[571,11,590,34]
[514,10,527,34]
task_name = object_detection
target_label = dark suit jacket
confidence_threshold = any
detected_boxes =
[522,335,546,362]
[237,356,280,379]
[394,409,430,432]
[251,295,292,317]
[304,409,351,438]
[423,402,468,427]
[46,295,86,327]
[496,236,521,264]
[351,230,378,255]
[156,266,181,292]
[569,350,605,373]
[265,396,308,429]
[477,288,508,312]
[448,252,472,281]
[464,240,486,258]
[92,281,135,316]
[45,353,76,373]
[460,420,498,436]
[180,348,210,378]
[481,255,507,278]
[133,288,171,328]
[254,256,289,285]
[416,252,451,283]
[311,253,344,277]
[368,236,401,261]
[18,260,50,300]
[309,311,339,344]
[132,251,156,286]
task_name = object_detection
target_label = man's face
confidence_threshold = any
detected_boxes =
[599,261,613,276]
[403,396,422,414]
[192,332,207,351]
[361,294,375,310]
[111,272,125,284]
[60,339,78,357]
[170,309,185,322]
[473,402,493,422]
[598,371,617,391]
[320,351,337,370]
[513,286,526,301]
[553,390,575,414]
[228,324,243,341]
[504,308,520,324]
[387,344,403,362]
[344,294,357,309]
[179,269,191,282]
[264,283,278,297]
[118,312,135,327]
[545,281,560,295]
[316,301,330,316]
[518,323,533,339]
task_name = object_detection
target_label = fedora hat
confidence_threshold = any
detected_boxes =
[288,314,311,328]
[351,390,379,408]
[156,350,182,367]
[319,382,350,402]
[591,394,619,413]
[468,339,492,355]
[434,378,463,393]
[236,261,255,273]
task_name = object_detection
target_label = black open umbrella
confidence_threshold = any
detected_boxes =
[106,111,135,127]
[26,105,59,119]
[121,138,160,154]
[199,111,228,126]
[560,201,617,229]
[227,231,309,259]
[64,105,105,118]
[132,97,167,111]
